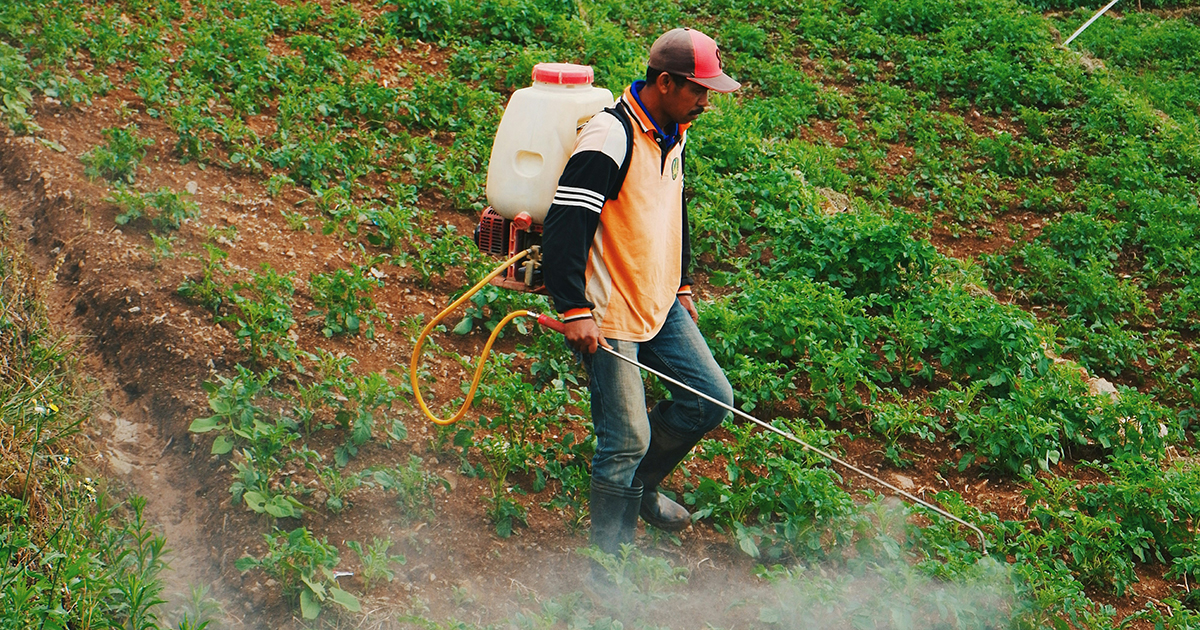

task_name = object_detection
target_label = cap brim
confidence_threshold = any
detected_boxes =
[689,73,741,93]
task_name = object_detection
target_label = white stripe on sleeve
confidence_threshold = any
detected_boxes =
[557,185,606,205]
[553,192,604,213]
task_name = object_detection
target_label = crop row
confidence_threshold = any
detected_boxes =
[4,0,1200,626]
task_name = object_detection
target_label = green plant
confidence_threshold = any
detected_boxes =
[346,537,405,592]
[338,371,407,465]
[235,527,361,619]
[106,186,200,232]
[687,421,859,561]
[148,232,176,267]
[106,496,169,630]
[576,545,687,606]
[485,493,527,540]
[869,394,942,467]
[281,209,309,232]
[701,274,884,418]
[308,261,386,338]
[371,455,447,524]
[81,125,153,183]
[221,264,298,364]
[318,466,363,514]
[226,425,309,519]
[169,584,223,630]
[0,42,38,134]
[177,244,231,314]
[466,360,581,537]
[188,365,276,456]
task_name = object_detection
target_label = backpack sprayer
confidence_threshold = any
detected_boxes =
[408,63,988,553]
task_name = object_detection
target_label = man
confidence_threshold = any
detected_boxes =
[542,27,741,556]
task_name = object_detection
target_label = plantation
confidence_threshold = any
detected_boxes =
[3,0,1200,627]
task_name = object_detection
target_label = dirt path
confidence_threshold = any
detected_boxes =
[0,137,258,627]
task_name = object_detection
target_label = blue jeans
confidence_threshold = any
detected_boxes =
[581,301,733,488]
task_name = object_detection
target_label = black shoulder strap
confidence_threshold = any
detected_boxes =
[602,100,635,200]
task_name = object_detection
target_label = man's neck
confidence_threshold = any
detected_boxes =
[633,80,677,135]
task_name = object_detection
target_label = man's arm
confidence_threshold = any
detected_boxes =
[542,112,629,352]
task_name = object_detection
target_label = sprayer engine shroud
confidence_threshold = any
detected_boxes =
[473,207,546,293]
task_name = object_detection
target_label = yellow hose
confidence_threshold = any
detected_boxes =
[410,250,533,426]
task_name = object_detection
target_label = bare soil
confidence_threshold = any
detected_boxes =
[0,40,1183,629]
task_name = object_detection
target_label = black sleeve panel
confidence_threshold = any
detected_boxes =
[680,149,693,289]
[680,189,693,289]
[542,149,621,314]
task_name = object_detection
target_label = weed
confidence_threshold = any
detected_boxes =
[371,455,448,524]
[148,232,176,267]
[281,209,310,232]
[169,584,223,630]
[318,466,364,514]
[81,125,153,183]
[308,261,386,338]
[346,538,405,592]
[221,264,297,364]
[235,527,361,619]
[106,186,200,232]
[577,545,687,607]
[869,393,942,467]
[105,497,169,630]
[177,244,231,314]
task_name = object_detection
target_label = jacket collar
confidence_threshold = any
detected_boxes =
[622,82,691,138]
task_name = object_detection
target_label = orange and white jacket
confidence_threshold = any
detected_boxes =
[543,82,694,342]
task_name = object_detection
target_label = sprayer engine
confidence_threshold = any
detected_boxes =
[473,208,545,293]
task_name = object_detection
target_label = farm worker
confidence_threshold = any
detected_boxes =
[542,28,741,559]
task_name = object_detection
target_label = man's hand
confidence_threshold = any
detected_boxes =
[678,294,699,323]
[565,317,611,354]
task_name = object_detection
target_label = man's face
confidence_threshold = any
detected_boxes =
[662,76,710,125]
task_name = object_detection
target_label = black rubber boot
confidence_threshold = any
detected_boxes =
[589,477,643,555]
[588,478,643,594]
[634,404,704,532]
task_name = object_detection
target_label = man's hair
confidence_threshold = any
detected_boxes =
[646,66,689,87]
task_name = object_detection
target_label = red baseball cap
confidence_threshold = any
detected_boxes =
[648,28,741,93]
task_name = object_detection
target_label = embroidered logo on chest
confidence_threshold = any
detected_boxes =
[671,156,680,180]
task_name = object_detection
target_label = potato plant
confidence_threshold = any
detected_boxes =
[11,0,1200,624]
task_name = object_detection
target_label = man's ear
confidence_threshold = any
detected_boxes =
[655,72,673,94]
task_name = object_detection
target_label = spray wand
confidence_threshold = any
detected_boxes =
[410,249,989,553]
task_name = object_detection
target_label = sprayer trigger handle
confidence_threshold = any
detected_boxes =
[536,314,565,334]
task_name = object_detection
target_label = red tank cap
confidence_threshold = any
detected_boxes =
[532,63,594,85]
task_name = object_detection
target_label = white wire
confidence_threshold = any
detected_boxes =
[597,345,990,554]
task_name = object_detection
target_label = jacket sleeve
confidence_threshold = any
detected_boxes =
[542,151,620,317]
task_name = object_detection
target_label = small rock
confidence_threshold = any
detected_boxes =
[256,241,271,252]
[892,474,915,491]
[817,187,852,215]
[1088,377,1119,402]
[186,181,198,195]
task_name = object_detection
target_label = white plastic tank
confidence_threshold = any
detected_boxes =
[486,63,614,223]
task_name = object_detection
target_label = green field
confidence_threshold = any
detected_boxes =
[4,0,1200,627]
